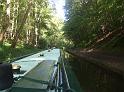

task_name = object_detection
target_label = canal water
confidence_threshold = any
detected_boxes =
[63,51,124,92]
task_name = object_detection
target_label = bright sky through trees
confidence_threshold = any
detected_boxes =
[49,0,65,20]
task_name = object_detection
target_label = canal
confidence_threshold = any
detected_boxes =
[0,49,124,92]
[62,51,124,92]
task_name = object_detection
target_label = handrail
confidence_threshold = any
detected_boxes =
[60,49,75,92]
[48,62,58,90]
[62,60,70,89]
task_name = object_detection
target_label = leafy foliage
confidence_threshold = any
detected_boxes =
[0,0,69,61]
[64,0,124,48]
[0,0,67,49]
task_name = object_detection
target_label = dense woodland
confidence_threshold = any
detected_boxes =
[1,0,124,61]
[0,0,68,48]
[64,0,124,49]
[0,0,69,61]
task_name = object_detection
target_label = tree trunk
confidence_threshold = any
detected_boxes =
[11,0,19,40]
[6,0,11,40]
[89,27,124,49]
[0,0,10,44]
[0,32,5,44]
[11,2,32,48]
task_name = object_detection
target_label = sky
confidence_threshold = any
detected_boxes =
[49,0,65,20]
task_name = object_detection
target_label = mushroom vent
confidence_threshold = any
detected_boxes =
[0,63,14,90]
[12,64,21,74]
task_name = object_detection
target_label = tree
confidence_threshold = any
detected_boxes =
[11,1,33,48]
[0,0,10,44]
[0,0,66,49]
[64,0,124,48]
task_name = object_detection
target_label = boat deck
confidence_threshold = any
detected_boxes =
[0,49,83,92]
[12,49,60,78]
[0,49,60,92]
[9,60,56,92]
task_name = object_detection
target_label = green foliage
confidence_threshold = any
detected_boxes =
[38,38,48,49]
[64,0,124,48]
[0,44,40,62]
[0,0,70,61]
[0,0,68,49]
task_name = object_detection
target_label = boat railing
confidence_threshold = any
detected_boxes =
[46,50,74,92]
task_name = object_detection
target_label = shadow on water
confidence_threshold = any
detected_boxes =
[63,51,124,92]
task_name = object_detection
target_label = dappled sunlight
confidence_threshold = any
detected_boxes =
[49,0,65,20]
[0,0,124,91]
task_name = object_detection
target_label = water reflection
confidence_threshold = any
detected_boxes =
[63,51,124,92]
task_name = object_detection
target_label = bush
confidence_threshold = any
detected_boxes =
[0,45,41,62]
